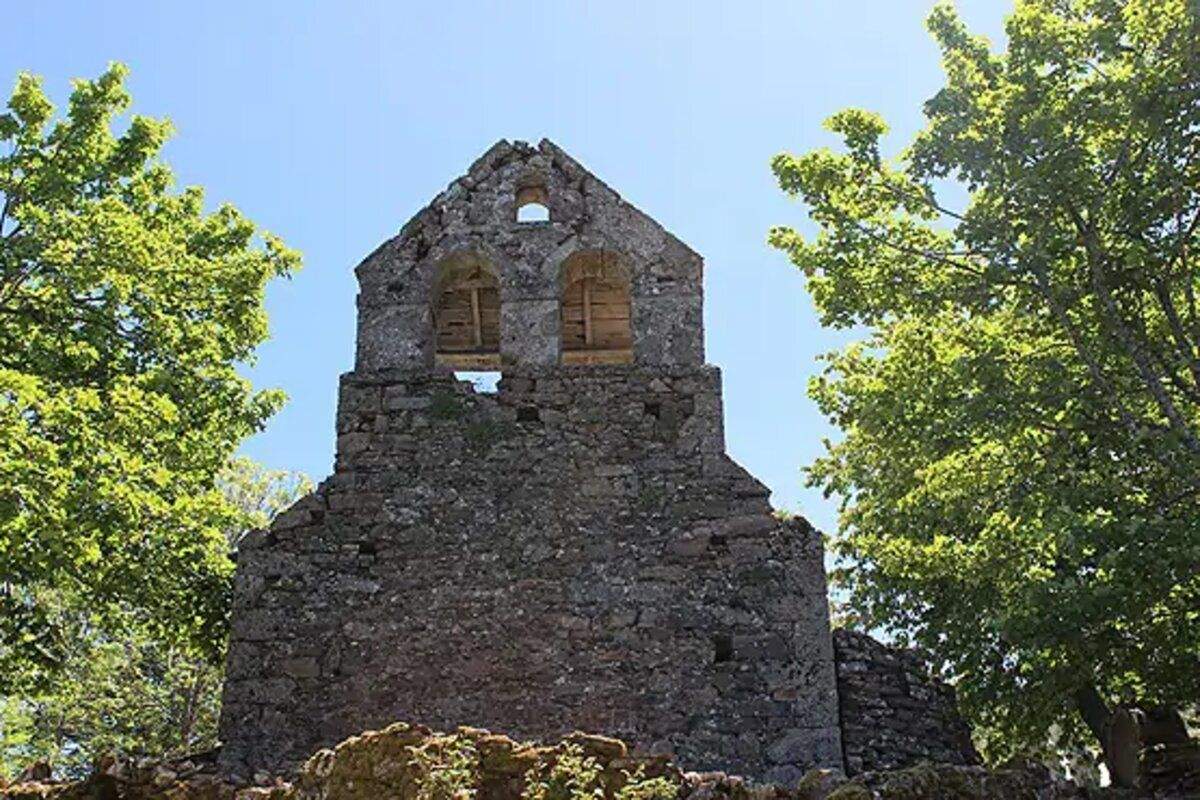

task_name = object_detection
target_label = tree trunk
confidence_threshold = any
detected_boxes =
[1074,684,1112,748]
[1073,685,1135,788]
[179,673,202,750]
[1107,707,1142,789]
[1075,687,1193,789]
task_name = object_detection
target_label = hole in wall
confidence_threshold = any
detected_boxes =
[644,402,661,419]
[712,634,734,664]
[358,541,377,556]
[516,406,541,424]
[517,202,550,223]
[516,184,550,223]
[455,371,500,394]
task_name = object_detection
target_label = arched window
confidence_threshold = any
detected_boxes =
[434,253,501,369]
[515,185,550,223]
[560,250,632,365]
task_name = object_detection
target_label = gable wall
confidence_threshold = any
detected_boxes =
[353,140,704,370]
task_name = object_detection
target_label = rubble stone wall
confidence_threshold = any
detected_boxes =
[219,366,842,781]
[833,629,980,775]
[4,721,1114,800]
[354,139,704,371]
[219,139,842,781]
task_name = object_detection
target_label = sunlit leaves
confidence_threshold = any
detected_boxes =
[0,64,299,691]
[0,459,310,778]
[772,0,1200,761]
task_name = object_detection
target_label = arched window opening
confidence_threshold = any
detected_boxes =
[561,250,633,365]
[434,253,501,370]
[516,185,550,223]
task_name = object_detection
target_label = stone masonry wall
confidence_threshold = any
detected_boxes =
[354,139,704,370]
[833,628,979,775]
[219,366,842,782]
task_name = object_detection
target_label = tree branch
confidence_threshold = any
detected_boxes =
[1066,205,1200,454]
[1024,258,1153,443]
[1151,277,1200,395]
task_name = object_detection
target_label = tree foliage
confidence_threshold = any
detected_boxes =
[216,456,314,547]
[771,0,1199,763]
[0,623,222,780]
[0,64,299,691]
[0,458,311,780]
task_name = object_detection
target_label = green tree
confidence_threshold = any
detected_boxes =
[0,458,311,780]
[770,0,1199,781]
[0,624,222,780]
[217,456,314,547]
[0,64,299,690]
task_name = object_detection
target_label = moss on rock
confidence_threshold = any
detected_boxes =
[1,722,1128,800]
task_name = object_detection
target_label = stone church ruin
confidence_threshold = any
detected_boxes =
[218,140,970,782]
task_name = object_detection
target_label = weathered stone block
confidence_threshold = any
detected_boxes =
[280,658,321,679]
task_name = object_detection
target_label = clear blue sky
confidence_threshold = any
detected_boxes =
[3,1,1009,536]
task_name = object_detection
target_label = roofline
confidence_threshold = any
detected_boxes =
[355,138,700,276]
